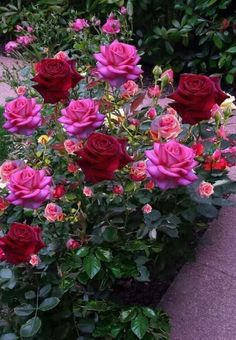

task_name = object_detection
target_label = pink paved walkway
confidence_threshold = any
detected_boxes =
[161,113,236,340]
[1,56,236,340]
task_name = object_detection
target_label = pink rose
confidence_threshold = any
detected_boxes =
[198,181,214,198]
[0,160,25,183]
[66,239,81,250]
[130,161,147,181]
[59,99,105,138]
[3,96,42,136]
[27,26,34,33]
[54,51,70,61]
[16,86,27,96]
[121,80,139,98]
[160,68,174,84]
[150,113,182,140]
[16,35,35,46]
[119,6,127,15]
[94,40,143,87]
[15,25,23,32]
[102,18,121,34]
[44,203,63,222]
[142,204,152,214]
[29,254,41,266]
[4,41,19,54]
[7,166,52,209]
[64,139,83,154]
[71,18,89,32]
[147,85,161,98]
[112,184,124,195]
[147,108,157,119]
[145,141,198,190]
[83,187,94,197]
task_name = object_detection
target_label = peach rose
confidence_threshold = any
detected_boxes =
[150,113,182,140]
[44,203,64,222]
[198,181,214,198]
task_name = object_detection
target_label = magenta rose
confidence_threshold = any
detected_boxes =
[71,18,89,32]
[145,141,198,190]
[58,99,105,138]
[102,18,121,34]
[94,40,143,87]
[169,74,229,125]
[7,166,52,209]
[3,96,42,135]
[4,41,19,53]
[0,223,45,264]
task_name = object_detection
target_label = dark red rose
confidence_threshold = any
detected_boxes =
[32,58,83,104]
[0,223,45,264]
[77,133,133,183]
[169,74,229,125]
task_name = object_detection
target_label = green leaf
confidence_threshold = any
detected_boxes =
[142,307,156,318]
[95,248,112,262]
[83,254,101,279]
[0,269,12,280]
[120,308,137,322]
[14,304,35,316]
[226,47,236,54]
[39,284,52,298]
[39,297,60,311]
[20,317,41,338]
[0,334,18,340]
[213,33,222,49]
[76,246,89,257]
[25,291,36,300]
[131,314,149,339]
[197,204,218,219]
[103,226,118,242]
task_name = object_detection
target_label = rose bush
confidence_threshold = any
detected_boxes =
[0,9,236,340]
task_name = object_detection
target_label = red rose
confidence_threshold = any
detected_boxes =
[169,74,228,125]
[0,223,45,264]
[52,184,66,199]
[77,133,132,183]
[32,58,83,104]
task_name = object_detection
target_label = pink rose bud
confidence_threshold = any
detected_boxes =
[166,107,177,116]
[144,180,155,191]
[83,186,94,197]
[211,104,222,118]
[212,149,221,160]
[119,6,127,15]
[67,163,78,173]
[95,19,101,26]
[54,51,70,61]
[150,113,182,140]
[29,254,41,267]
[129,118,140,126]
[64,139,83,154]
[16,35,35,47]
[71,18,89,32]
[147,107,157,119]
[147,85,161,98]
[142,204,152,214]
[198,181,214,198]
[0,197,9,212]
[216,126,228,140]
[112,184,124,195]
[160,69,174,84]
[27,26,34,33]
[4,41,19,54]
[44,203,64,222]
[130,161,147,181]
[102,18,121,34]
[16,86,27,96]
[15,25,23,32]
[66,239,81,250]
